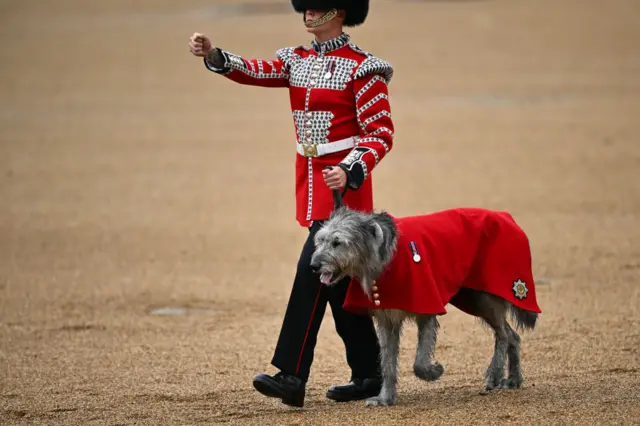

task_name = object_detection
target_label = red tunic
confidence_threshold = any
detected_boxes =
[204,33,394,227]
[343,208,542,316]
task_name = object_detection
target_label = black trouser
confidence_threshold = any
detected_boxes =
[271,221,381,382]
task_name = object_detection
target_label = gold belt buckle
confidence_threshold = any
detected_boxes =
[302,143,318,158]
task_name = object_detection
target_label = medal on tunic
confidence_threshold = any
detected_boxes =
[324,61,336,79]
[409,241,421,263]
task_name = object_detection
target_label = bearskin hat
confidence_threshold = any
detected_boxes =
[291,0,369,27]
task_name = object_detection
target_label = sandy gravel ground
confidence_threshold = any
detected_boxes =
[1,0,639,424]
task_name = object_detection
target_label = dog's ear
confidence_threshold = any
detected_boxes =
[370,221,384,246]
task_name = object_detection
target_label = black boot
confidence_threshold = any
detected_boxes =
[252,372,306,407]
[326,377,382,402]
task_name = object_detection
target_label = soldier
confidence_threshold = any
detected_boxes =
[189,0,395,407]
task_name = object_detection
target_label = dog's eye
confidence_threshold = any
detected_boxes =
[331,239,341,248]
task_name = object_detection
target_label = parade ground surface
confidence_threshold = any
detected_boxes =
[1,0,639,424]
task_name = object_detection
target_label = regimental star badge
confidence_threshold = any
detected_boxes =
[512,279,529,300]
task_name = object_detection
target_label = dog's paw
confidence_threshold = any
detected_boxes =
[479,385,497,396]
[480,380,501,395]
[500,377,522,390]
[413,362,444,381]
[365,396,395,407]
[480,370,504,395]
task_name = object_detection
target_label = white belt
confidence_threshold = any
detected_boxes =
[296,136,357,158]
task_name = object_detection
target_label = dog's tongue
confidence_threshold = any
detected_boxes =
[320,272,332,285]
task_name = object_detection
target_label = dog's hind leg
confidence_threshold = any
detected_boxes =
[476,293,509,394]
[501,321,523,389]
[413,315,444,381]
[366,311,403,407]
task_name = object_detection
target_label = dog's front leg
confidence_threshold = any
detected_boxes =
[366,312,402,407]
[413,315,444,381]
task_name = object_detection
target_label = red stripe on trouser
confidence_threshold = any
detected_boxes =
[296,283,324,375]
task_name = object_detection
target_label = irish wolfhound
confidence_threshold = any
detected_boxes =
[310,192,541,406]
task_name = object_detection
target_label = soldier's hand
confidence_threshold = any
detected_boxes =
[189,33,213,57]
[323,167,347,190]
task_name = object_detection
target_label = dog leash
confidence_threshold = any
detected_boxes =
[324,166,346,210]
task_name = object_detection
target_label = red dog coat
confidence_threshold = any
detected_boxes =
[342,208,542,316]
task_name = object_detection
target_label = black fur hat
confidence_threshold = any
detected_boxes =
[291,0,369,27]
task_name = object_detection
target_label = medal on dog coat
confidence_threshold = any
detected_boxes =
[342,208,542,316]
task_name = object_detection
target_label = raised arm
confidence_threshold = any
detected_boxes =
[190,32,291,88]
[338,57,395,190]
[204,47,292,88]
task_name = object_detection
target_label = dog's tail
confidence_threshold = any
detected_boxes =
[509,305,538,331]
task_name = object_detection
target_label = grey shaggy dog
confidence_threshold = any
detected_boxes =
[310,194,538,407]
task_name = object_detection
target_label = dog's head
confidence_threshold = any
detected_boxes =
[310,208,386,286]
